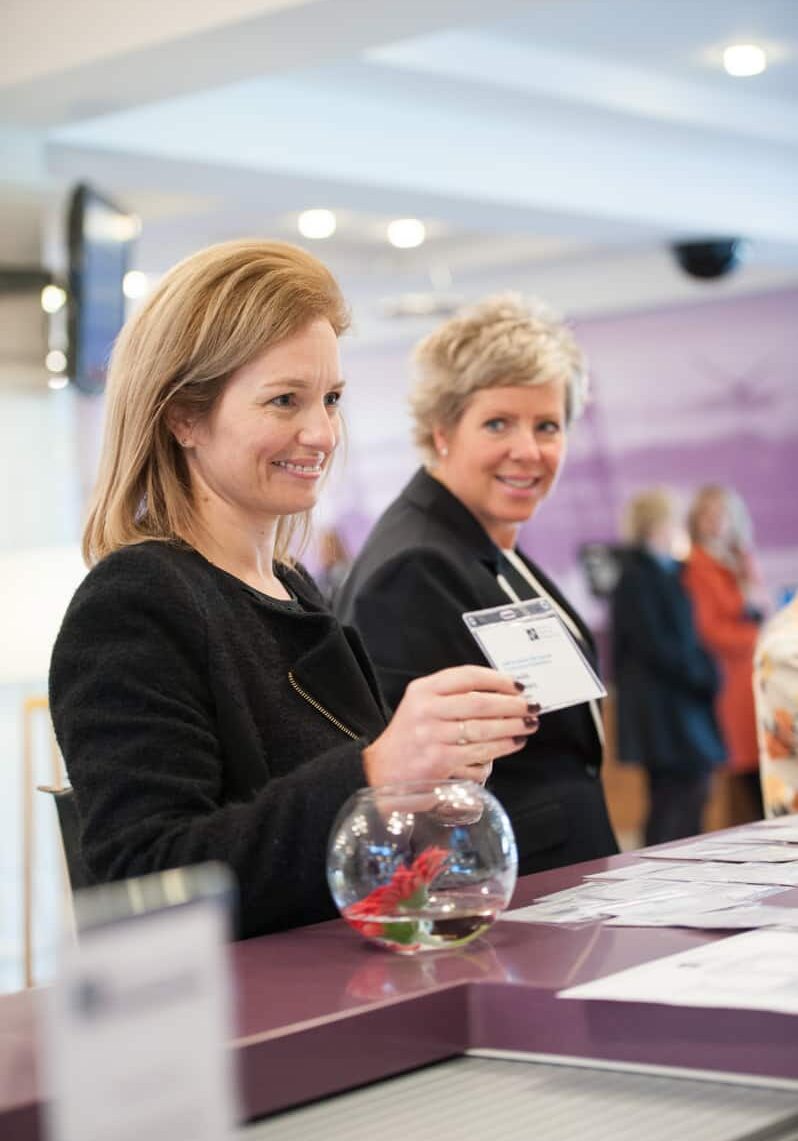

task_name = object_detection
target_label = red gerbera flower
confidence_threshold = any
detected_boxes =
[343,845,451,938]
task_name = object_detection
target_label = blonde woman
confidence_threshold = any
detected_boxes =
[335,294,617,874]
[49,243,537,939]
[611,489,725,844]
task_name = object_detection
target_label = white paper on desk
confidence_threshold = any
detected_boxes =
[502,878,772,927]
[585,861,694,881]
[527,884,598,905]
[643,861,798,887]
[750,818,798,841]
[719,823,798,845]
[462,598,605,713]
[642,840,798,863]
[603,883,784,927]
[503,894,617,925]
[575,879,711,903]
[558,929,798,1015]
[606,904,798,931]
[517,877,688,912]
[535,877,776,907]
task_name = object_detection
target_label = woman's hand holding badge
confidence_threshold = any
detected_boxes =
[362,665,540,787]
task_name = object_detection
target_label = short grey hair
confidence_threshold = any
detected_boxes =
[409,293,588,464]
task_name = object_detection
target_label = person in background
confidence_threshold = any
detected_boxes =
[48,242,539,940]
[335,294,618,875]
[611,489,725,844]
[683,484,765,818]
[754,592,798,817]
[314,526,352,602]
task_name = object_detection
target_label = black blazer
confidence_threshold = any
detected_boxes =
[49,542,387,939]
[335,468,618,874]
[611,547,725,774]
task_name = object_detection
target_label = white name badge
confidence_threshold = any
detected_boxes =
[463,598,606,713]
[41,864,238,1141]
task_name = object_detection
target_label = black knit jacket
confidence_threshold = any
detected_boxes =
[49,541,388,938]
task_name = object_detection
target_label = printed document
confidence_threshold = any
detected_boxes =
[558,929,798,1015]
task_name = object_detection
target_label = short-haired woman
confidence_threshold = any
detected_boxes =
[611,489,725,844]
[49,244,537,938]
[335,295,618,874]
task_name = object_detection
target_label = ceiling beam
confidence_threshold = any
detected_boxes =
[0,0,533,126]
[369,32,798,147]
[48,63,798,245]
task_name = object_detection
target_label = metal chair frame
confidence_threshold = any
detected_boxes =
[21,696,71,988]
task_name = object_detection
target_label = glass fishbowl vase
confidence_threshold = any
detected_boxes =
[327,780,518,954]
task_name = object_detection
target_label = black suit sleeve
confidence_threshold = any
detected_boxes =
[49,563,366,937]
[346,547,488,710]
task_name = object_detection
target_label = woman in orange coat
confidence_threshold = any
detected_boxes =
[683,485,766,816]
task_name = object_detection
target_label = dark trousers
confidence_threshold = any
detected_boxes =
[735,770,764,821]
[645,772,710,847]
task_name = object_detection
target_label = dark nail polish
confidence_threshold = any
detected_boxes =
[513,680,526,692]
[513,736,527,745]
[523,715,538,728]
[527,702,541,714]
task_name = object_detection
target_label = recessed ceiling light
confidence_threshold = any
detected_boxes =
[40,284,67,314]
[45,349,67,373]
[123,270,149,300]
[723,43,767,77]
[298,209,337,239]
[387,218,426,249]
[47,375,69,391]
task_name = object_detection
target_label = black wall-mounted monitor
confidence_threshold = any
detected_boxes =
[67,184,137,394]
[578,542,625,599]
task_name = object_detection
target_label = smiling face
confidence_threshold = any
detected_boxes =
[177,318,344,542]
[432,382,567,548]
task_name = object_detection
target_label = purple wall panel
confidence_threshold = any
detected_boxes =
[319,288,798,609]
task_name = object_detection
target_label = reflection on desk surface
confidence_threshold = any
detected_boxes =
[243,1056,798,1141]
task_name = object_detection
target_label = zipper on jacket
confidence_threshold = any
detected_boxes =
[287,671,360,741]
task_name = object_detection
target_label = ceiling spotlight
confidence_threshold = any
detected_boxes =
[723,43,767,77]
[387,218,426,249]
[123,270,149,300]
[46,349,67,373]
[298,209,337,240]
[41,284,67,314]
[47,375,69,391]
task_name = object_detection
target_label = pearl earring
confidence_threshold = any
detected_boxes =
[440,445,448,457]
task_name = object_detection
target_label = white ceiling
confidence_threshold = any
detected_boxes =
[1,0,797,318]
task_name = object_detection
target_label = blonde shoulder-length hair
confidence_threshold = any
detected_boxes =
[83,239,349,567]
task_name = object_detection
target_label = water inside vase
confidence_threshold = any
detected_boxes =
[346,888,508,953]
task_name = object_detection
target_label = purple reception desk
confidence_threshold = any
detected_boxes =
[3,849,798,1139]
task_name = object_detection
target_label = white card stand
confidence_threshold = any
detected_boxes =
[40,864,239,1141]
